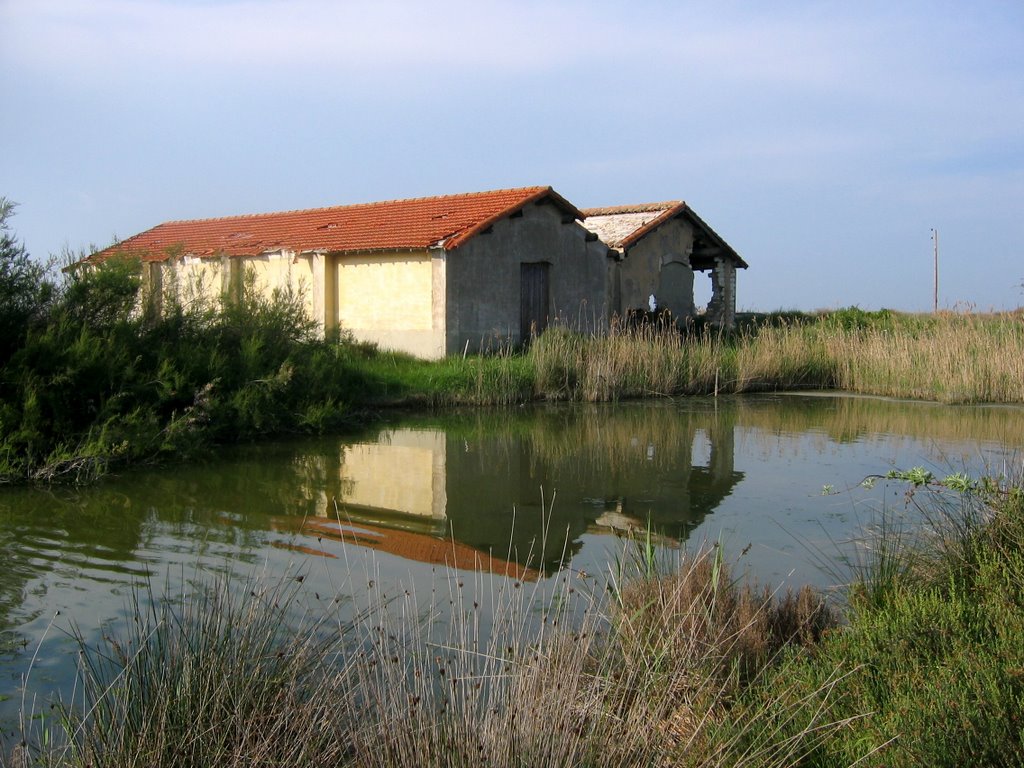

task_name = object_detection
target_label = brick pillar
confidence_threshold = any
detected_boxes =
[707,258,737,328]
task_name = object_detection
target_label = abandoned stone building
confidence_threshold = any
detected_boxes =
[87,187,612,358]
[581,201,747,328]
[86,186,745,358]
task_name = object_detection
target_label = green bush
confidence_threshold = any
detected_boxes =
[0,247,363,483]
[822,305,896,331]
[0,198,54,365]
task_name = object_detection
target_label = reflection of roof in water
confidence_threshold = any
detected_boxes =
[271,541,338,559]
[581,464,744,540]
[270,517,540,582]
[333,503,447,537]
[677,467,745,524]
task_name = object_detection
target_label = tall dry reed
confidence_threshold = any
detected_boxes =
[527,312,1024,404]
[823,313,1024,402]
[531,323,727,402]
[10,542,846,768]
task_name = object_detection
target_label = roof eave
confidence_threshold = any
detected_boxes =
[618,203,690,250]
[444,186,585,251]
[621,204,748,269]
[680,207,748,269]
[322,246,435,256]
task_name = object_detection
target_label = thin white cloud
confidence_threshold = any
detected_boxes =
[5,0,1023,310]
[5,0,591,78]
[9,0,1020,139]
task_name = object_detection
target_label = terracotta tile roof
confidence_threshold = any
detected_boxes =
[581,202,683,217]
[88,186,581,263]
[271,516,541,581]
[581,201,748,268]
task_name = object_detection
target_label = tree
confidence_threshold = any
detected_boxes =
[0,197,52,363]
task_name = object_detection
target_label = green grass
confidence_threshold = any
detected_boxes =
[337,344,535,406]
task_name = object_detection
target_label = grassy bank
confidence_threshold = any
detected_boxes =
[7,470,1022,767]
[715,469,1024,766]
[296,307,1024,410]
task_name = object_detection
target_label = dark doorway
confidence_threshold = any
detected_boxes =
[520,262,550,342]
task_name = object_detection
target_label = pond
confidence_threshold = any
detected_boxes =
[1,393,1022,728]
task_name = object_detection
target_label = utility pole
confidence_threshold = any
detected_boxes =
[931,228,939,313]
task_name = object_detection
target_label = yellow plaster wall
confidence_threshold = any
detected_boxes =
[164,257,225,308]
[151,252,314,320]
[335,253,433,330]
[149,249,444,357]
[339,429,447,518]
[244,254,315,319]
[331,251,445,358]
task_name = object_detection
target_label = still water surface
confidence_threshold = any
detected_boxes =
[1,394,1022,725]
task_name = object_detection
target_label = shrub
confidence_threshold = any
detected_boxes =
[0,198,54,365]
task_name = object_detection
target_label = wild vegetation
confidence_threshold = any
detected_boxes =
[4,203,1023,764]
[0,254,354,483]
[6,470,1022,767]
[2,199,1023,486]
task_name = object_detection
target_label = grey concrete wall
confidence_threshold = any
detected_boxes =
[445,200,611,353]
[617,217,696,320]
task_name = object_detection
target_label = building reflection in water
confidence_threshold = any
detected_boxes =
[277,404,744,573]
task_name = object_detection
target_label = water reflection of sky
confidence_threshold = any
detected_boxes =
[1,394,1022,731]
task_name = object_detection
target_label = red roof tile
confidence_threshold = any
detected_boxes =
[270,516,541,581]
[580,202,683,217]
[89,186,581,263]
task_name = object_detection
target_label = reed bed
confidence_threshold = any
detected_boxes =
[221,308,1024,409]
[522,311,1024,404]
[530,324,726,402]
[733,324,834,393]
[822,313,1024,403]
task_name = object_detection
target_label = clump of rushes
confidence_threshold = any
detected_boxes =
[48,578,351,768]
[10,542,844,767]
[717,470,1024,767]
[606,540,842,765]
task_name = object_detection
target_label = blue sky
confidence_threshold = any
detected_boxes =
[3,0,1022,311]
